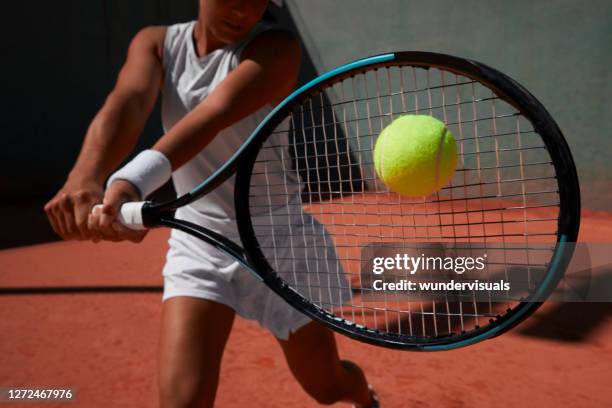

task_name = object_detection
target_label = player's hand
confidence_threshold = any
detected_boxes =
[88,180,148,243]
[44,177,105,240]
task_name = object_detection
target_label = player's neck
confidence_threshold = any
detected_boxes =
[192,20,226,58]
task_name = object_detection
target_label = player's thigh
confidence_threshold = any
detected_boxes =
[277,321,343,395]
[158,297,235,391]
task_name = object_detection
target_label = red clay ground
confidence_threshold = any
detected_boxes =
[0,211,611,407]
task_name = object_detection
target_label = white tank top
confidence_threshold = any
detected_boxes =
[161,21,298,233]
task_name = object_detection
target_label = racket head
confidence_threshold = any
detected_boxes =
[235,51,580,350]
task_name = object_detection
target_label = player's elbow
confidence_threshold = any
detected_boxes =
[275,31,301,68]
[244,30,302,97]
[270,31,302,94]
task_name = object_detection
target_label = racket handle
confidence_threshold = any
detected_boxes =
[91,201,148,230]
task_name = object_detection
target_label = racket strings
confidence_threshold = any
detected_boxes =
[249,65,560,339]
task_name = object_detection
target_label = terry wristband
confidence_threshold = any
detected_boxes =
[106,149,172,199]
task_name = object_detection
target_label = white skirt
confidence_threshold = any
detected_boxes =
[161,206,350,340]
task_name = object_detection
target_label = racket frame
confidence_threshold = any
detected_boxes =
[235,51,580,350]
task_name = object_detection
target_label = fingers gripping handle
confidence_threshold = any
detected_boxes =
[91,202,148,230]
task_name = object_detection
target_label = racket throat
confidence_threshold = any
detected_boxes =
[158,217,263,282]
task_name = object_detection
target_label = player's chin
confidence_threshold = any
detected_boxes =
[212,24,251,44]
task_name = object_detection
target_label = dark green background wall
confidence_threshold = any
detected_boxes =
[1,1,198,247]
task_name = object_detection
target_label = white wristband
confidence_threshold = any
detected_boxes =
[107,149,172,199]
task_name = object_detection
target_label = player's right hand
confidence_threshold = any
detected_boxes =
[88,179,148,243]
[44,177,104,240]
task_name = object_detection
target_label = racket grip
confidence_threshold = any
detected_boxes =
[91,201,148,230]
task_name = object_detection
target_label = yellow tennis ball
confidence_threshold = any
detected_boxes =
[374,115,457,196]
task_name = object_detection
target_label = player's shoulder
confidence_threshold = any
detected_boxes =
[242,28,301,64]
[129,25,168,59]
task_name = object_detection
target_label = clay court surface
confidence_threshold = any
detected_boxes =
[1,211,611,407]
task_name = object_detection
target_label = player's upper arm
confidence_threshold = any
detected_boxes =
[109,26,166,115]
[197,29,301,129]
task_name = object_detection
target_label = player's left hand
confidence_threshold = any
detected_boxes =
[88,180,148,243]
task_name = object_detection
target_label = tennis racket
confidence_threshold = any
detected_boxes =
[102,52,580,351]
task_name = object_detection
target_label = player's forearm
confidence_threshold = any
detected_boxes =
[69,93,150,184]
[152,100,229,170]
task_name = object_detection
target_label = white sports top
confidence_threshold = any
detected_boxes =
[161,21,298,234]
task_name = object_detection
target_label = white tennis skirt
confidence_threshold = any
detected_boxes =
[161,208,350,340]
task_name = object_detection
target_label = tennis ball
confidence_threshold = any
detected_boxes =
[374,115,457,196]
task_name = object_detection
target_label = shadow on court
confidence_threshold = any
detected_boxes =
[517,263,612,343]
[518,302,612,343]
